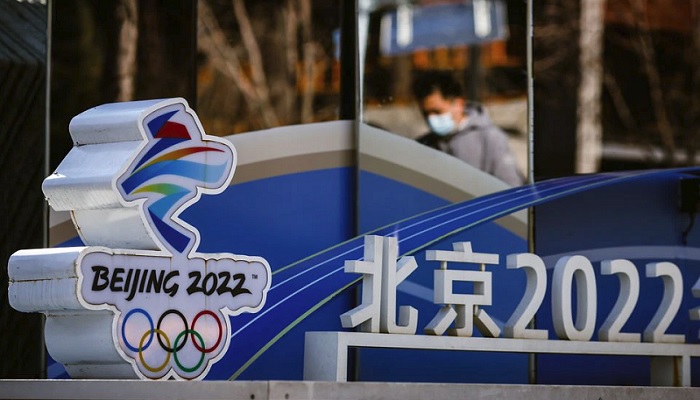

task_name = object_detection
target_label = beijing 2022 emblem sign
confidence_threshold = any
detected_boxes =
[72,100,271,380]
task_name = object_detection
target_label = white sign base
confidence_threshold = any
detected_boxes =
[303,332,698,386]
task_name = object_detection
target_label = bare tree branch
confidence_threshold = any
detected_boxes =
[198,1,258,104]
[533,1,579,97]
[299,0,316,123]
[282,0,299,121]
[198,0,280,129]
[232,0,280,126]
[629,0,676,164]
[603,70,638,134]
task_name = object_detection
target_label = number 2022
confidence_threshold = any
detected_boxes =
[504,254,687,343]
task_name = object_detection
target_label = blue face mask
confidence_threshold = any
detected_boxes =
[427,112,455,136]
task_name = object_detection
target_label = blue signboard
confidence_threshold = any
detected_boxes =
[380,1,509,55]
[8,99,700,386]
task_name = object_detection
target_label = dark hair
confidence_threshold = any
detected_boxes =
[412,71,463,101]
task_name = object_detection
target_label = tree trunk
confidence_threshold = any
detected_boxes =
[115,0,137,102]
[232,0,280,127]
[575,0,606,173]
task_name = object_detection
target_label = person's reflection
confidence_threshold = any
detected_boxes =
[413,71,524,186]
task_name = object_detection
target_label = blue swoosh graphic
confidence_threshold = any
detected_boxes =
[218,167,700,380]
[149,209,191,253]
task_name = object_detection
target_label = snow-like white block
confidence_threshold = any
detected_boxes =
[68,98,172,145]
[8,247,84,281]
[71,208,157,250]
[44,312,123,364]
[8,247,84,313]
[9,278,81,313]
[43,141,141,211]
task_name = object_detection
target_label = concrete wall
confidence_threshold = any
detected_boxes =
[1,380,698,400]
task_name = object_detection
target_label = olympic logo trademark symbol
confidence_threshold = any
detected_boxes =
[73,99,271,380]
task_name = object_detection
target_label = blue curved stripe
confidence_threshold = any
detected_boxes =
[219,167,700,380]
[149,189,189,220]
[121,160,228,193]
[148,209,191,254]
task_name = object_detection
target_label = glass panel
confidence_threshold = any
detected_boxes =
[354,1,532,383]
[358,0,529,233]
[531,1,700,386]
[533,0,700,178]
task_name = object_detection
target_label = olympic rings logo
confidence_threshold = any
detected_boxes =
[121,308,224,375]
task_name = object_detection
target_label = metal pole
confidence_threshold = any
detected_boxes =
[526,0,537,385]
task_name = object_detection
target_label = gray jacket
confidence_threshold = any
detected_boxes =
[417,105,524,186]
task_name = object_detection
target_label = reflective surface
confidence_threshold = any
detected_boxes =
[196,0,341,135]
[356,0,530,236]
[359,0,529,180]
[533,1,700,177]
